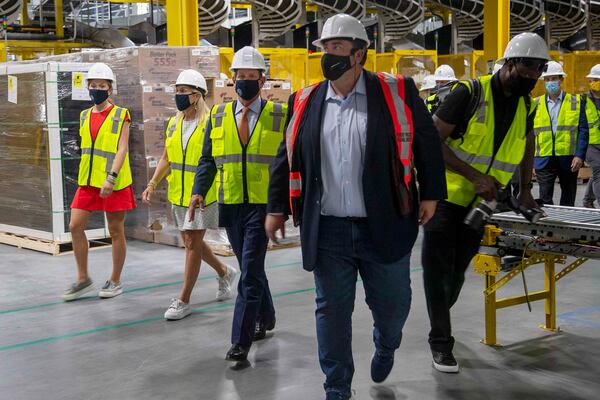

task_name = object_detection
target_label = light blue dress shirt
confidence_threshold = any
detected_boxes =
[546,91,565,136]
[234,96,262,139]
[320,73,368,217]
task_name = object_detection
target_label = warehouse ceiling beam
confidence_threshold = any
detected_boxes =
[166,0,199,46]
[483,0,509,68]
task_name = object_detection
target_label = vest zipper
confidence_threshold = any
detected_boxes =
[87,113,96,186]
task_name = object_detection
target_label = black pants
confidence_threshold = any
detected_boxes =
[535,157,578,206]
[422,201,483,353]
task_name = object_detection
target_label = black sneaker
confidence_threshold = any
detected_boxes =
[432,350,459,373]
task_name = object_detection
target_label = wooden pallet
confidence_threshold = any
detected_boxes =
[0,232,112,256]
[208,239,301,257]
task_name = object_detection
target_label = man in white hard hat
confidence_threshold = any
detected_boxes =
[426,64,458,113]
[420,74,437,101]
[423,32,548,373]
[266,13,446,399]
[189,46,286,363]
[581,64,600,207]
[534,60,589,206]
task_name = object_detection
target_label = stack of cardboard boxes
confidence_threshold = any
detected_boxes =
[20,47,294,250]
[76,47,291,248]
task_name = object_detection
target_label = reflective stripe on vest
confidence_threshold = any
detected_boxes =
[445,75,530,207]
[286,84,319,200]
[534,93,581,157]
[210,101,286,204]
[586,95,600,145]
[377,72,414,187]
[77,106,132,190]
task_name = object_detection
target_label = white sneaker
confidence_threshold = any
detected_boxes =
[98,280,123,299]
[164,298,192,320]
[216,265,238,301]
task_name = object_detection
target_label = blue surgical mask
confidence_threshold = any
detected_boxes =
[545,81,561,95]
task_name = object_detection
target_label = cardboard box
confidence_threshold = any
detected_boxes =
[141,84,177,120]
[137,47,190,84]
[85,47,190,85]
[262,80,292,104]
[213,79,237,104]
[189,46,221,79]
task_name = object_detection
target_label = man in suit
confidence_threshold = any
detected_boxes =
[265,14,446,400]
[189,46,285,363]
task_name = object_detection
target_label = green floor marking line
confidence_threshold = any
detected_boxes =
[0,287,316,352]
[0,261,303,316]
[0,266,423,351]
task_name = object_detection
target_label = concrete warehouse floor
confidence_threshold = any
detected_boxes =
[1,184,599,400]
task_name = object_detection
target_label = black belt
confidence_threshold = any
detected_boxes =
[322,215,367,223]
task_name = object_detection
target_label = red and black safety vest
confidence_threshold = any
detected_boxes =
[286,73,415,225]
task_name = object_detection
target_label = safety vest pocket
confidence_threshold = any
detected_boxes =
[460,121,487,153]
[210,127,225,156]
[259,130,283,156]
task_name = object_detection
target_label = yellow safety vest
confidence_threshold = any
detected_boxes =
[534,93,581,157]
[165,115,217,207]
[209,100,287,204]
[426,93,437,113]
[78,105,132,190]
[445,75,534,207]
[586,94,600,145]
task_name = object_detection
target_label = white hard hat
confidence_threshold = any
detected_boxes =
[587,64,600,79]
[176,69,208,93]
[493,61,503,74]
[497,32,550,64]
[434,64,456,81]
[313,13,371,48]
[86,63,115,83]
[230,46,266,72]
[420,75,436,91]
[541,60,566,78]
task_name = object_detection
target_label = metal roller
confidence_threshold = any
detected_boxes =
[0,0,22,25]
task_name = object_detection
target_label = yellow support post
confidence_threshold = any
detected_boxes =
[542,258,557,331]
[54,0,64,39]
[483,0,510,69]
[0,43,6,63]
[483,274,498,346]
[166,0,199,46]
[21,0,29,26]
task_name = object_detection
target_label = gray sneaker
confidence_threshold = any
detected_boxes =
[216,265,238,301]
[98,280,123,299]
[62,279,94,302]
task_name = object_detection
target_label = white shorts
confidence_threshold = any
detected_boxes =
[172,203,219,231]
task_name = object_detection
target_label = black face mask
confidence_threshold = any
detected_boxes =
[235,80,260,101]
[508,68,538,97]
[175,94,193,111]
[321,53,353,81]
[89,89,109,105]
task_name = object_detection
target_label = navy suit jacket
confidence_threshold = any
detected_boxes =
[267,71,447,271]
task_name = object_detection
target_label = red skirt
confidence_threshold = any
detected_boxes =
[71,185,137,212]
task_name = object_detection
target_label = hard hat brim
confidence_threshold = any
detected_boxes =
[313,36,371,49]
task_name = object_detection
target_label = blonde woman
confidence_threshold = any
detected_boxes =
[142,69,237,320]
[63,63,135,301]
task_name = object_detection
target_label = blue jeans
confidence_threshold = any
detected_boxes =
[313,216,412,398]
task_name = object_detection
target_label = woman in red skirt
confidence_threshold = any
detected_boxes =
[62,63,136,301]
